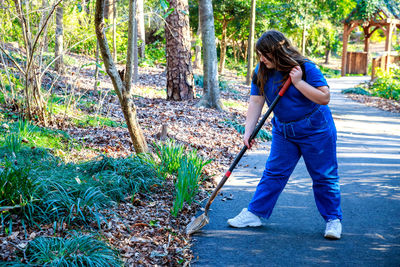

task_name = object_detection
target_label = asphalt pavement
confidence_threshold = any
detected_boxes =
[190,76,400,267]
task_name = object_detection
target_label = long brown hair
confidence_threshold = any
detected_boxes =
[255,30,307,96]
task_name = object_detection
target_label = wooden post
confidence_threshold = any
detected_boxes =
[341,23,350,76]
[385,23,395,69]
[363,26,370,75]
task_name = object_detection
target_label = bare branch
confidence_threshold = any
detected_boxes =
[27,0,63,72]
[0,44,25,75]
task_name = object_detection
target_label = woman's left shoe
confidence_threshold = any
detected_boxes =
[324,219,342,239]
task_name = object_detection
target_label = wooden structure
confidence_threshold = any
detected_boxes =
[341,1,400,76]
[371,54,400,79]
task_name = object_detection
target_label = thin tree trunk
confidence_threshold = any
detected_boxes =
[193,6,202,69]
[133,5,138,84]
[218,20,228,74]
[95,0,148,153]
[197,0,221,110]
[112,0,117,61]
[94,41,100,91]
[165,0,194,100]
[55,6,64,73]
[246,0,256,85]
[136,0,145,59]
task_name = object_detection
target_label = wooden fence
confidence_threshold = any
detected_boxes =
[371,54,400,80]
[345,52,368,75]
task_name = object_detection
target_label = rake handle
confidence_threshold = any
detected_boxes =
[204,77,291,214]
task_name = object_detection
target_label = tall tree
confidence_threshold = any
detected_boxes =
[137,0,145,59]
[95,0,148,153]
[165,0,194,100]
[246,0,256,85]
[197,0,221,110]
[55,6,64,73]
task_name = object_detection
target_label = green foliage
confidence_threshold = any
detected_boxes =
[153,140,186,175]
[0,160,38,231]
[370,67,400,100]
[0,120,72,152]
[342,87,372,95]
[318,65,341,78]
[194,74,233,92]
[43,184,112,228]
[172,156,209,217]
[153,140,211,216]
[80,154,161,202]
[140,41,166,67]
[223,120,272,141]
[25,233,121,266]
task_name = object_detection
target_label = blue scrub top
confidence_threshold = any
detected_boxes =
[251,61,328,122]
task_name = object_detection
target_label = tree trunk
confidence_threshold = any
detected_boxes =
[41,0,49,52]
[197,0,221,110]
[104,0,112,19]
[112,0,117,61]
[55,6,64,74]
[218,20,228,74]
[136,0,145,59]
[301,23,306,56]
[246,0,256,85]
[324,48,330,64]
[165,0,194,100]
[193,6,202,69]
[95,0,148,153]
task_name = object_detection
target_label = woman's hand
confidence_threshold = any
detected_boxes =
[289,65,303,86]
[243,133,256,149]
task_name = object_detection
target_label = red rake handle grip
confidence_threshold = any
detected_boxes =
[279,77,292,96]
[203,77,292,214]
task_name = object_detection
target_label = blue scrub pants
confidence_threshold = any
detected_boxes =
[248,105,342,222]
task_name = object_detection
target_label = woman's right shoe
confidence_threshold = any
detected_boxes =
[227,208,262,228]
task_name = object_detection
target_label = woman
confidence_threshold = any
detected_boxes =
[227,30,342,239]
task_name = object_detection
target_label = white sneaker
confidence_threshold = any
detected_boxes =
[324,219,342,239]
[227,208,262,228]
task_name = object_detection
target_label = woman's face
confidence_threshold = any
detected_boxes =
[258,51,275,69]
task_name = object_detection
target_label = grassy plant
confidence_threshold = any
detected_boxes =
[4,132,22,154]
[43,184,112,229]
[80,154,161,201]
[223,120,272,141]
[0,160,41,232]
[25,233,121,266]
[171,152,211,217]
[153,140,186,175]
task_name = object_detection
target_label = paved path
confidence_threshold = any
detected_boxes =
[191,77,400,266]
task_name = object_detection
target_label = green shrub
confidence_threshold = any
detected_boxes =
[43,184,112,229]
[341,87,372,96]
[25,233,121,266]
[4,132,22,154]
[80,154,161,201]
[139,40,166,67]
[318,65,341,78]
[370,67,400,100]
